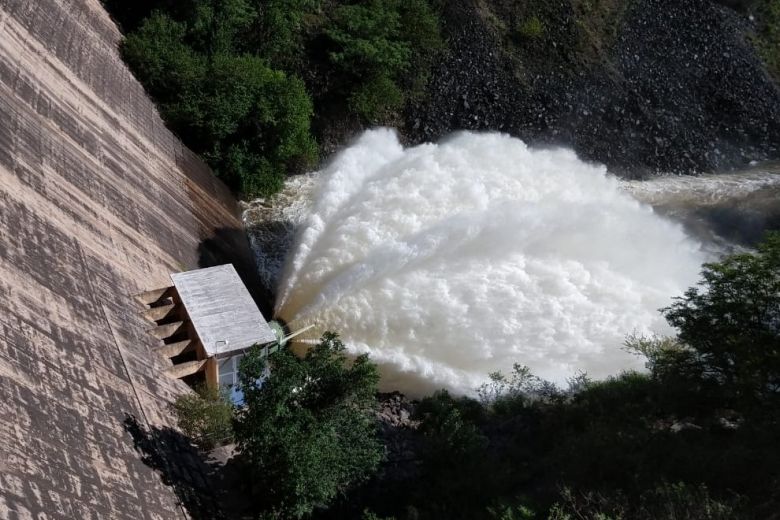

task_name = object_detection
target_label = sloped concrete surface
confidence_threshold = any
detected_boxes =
[0,0,248,517]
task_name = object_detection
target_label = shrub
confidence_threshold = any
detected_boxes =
[486,502,535,520]
[315,238,780,519]
[753,0,780,83]
[112,0,442,192]
[170,384,235,450]
[517,16,545,40]
[397,0,444,100]
[325,0,441,121]
[197,53,317,196]
[662,231,780,407]
[251,0,322,67]
[122,12,206,103]
[326,0,411,77]
[547,483,742,520]
[348,74,405,122]
[233,332,382,518]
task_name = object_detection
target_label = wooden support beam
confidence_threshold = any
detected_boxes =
[205,357,218,388]
[164,359,208,379]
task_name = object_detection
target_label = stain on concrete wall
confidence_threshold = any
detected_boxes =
[0,0,252,517]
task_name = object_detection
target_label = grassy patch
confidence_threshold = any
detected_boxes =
[752,0,780,83]
[517,16,544,39]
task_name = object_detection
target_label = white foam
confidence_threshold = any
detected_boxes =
[272,129,708,395]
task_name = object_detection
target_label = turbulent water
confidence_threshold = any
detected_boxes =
[624,163,780,250]
[244,129,779,396]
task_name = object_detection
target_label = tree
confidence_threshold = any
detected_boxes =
[120,1,317,197]
[326,0,410,76]
[324,0,441,121]
[170,384,235,450]
[122,12,207,104]
[196,53,317,196]
[249,0,321,67]
[234,332,382,518]
[662,232,780,406]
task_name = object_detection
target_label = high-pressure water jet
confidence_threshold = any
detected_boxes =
[258,129,710,395]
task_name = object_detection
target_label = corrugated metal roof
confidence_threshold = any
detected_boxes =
[170,264,276,356]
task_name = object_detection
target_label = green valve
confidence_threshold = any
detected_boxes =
[268,320,288,347]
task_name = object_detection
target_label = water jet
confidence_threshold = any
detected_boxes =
[255,129,711,395]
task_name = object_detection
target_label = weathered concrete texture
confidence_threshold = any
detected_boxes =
[0,0,249,517]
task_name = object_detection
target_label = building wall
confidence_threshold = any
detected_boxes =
[0,1,250,517]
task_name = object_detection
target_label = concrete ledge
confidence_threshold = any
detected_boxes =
[148,320,186,340]
[134,286,174,306]
[165,359,208,379]
[155,340,194,359]
[142,302,177,322]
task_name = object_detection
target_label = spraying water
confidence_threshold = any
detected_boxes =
[247,129,717,395]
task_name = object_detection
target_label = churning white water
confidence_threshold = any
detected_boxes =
[257,129,710,395]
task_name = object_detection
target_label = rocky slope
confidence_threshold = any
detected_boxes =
[405,0,780,178]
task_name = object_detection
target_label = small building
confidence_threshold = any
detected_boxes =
[136,264,279,398]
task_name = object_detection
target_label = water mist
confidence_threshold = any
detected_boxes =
[265,129,709,395]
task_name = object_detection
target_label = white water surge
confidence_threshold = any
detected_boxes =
[261,129,711,395]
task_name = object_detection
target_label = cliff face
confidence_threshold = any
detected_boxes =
[0,0,253,517]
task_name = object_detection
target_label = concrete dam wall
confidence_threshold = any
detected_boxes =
[0,0,256,517]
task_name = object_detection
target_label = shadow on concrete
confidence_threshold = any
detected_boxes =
[197,227,273,316]
[123,414,227,520]
[123,414,260,520]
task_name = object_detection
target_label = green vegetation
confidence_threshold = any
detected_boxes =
[753,0,780,83]
[545,483,740,520]
[483,0,628,73]
[326,0,409,121]
[121,3,316,197]
[326,0,443,121]
[571,0,628,54]
[251,0,321,69]
[661,232,780,408]
[171,384,234,450]
[166,235,779,519]
[106,0,442,196]
[234,332,382,518]
[517,16,545,40]
[170,333,382,518]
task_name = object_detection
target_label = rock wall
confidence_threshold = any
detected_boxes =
[0,0,253,517]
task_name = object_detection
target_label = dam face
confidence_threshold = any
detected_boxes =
[0,0,256,517]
